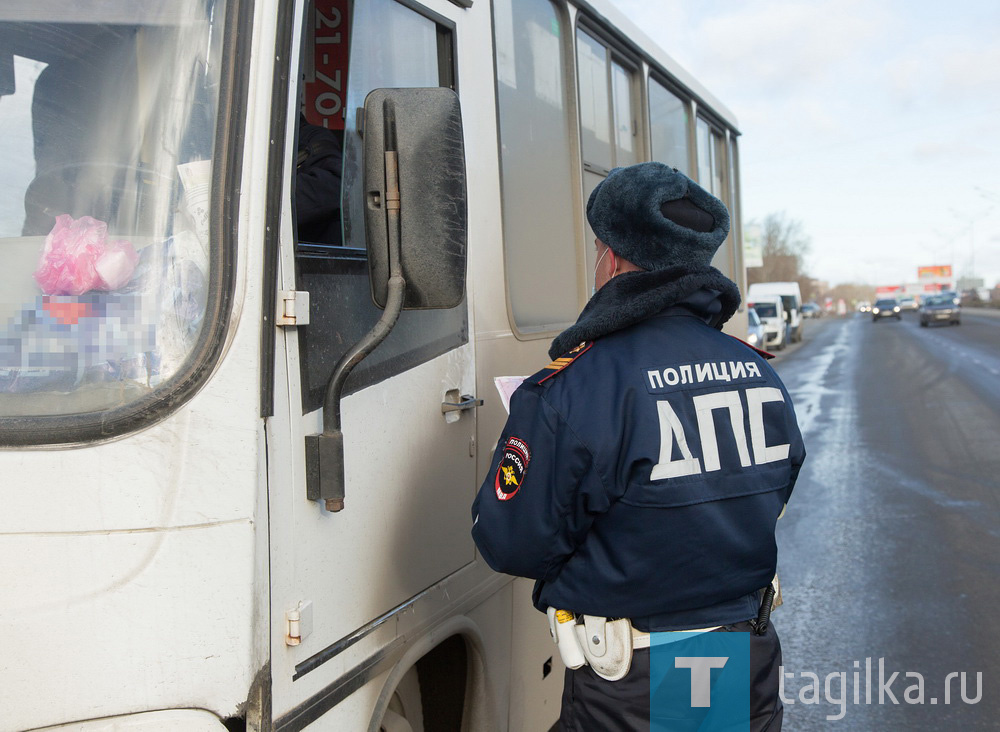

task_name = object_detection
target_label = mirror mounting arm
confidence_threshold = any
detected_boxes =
[305,89,467,514]
[306,104,405,513]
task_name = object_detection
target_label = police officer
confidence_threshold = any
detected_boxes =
[472,162,805,730]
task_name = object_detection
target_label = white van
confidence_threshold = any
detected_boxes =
[748,295,788,350]
[748,282,803,343]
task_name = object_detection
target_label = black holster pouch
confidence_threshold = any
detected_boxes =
[749,584,777,636]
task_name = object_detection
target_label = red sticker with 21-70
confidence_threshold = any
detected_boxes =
[495,436,531,501]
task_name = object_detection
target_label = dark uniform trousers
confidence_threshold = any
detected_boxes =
[559,621,783,732]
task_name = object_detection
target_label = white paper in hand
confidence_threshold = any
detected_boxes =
[494,376,527,414]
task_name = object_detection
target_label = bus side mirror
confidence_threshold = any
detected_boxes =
[363,87,468,310]
[306,89,468,514]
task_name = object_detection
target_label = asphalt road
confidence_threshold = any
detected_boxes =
[770,310,1000,730]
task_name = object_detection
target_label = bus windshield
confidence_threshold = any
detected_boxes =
[0,1,226,419]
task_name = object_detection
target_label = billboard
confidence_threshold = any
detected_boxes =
[876,285,902,296]
[743,224,763,268]
[918,265,952,280]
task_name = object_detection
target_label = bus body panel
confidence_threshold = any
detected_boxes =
[0,293,269,730]
[266,1,488,726]
[38,709,232,731]
[0,1,277,724]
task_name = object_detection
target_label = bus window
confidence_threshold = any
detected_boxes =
[294,0,466,413]
[727,135,743,284]
[494,0,580,334]
[696,117,712,195]
[575,25,639,293]
[576,28,639,174]
[577,29,613,174]
[696,117,734,277]
[648,78,691,175]
[611,60,637,167]
[0,2,230,430]
[696,117,727,201]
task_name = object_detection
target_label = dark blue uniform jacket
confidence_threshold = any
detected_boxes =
[472,300,805,631]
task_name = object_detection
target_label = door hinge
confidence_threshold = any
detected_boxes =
[285,600,313,646]
[277,290,310,327]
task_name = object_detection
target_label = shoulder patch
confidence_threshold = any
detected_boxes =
[533,341,594,384]
[728,335,774,360]
[495,436,531,501]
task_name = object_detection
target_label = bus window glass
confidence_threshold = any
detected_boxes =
[495,0,580,333]
[294,0,467,412]
[696,119,733,276]
[727,135,742,277]
[576,29,612,172]
[696,117,713,193]
[696,116,727,199]
[0,2,226,419]
[340,0,441,252]
[712,130,726,202]
[649,79,689,174]
[728,136,740,224]
[611,60,636,167]
[576,25,639,291]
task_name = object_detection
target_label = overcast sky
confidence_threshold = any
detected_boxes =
[612,0,1000,289]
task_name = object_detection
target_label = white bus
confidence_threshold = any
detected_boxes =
[0,1,747,729]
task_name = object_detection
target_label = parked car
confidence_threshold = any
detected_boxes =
[746,306,768,348]
[919,295,961,327]
[748,296,787,350]
[872,298,901,321]
[898,297,918,311]
[801,302,821,318]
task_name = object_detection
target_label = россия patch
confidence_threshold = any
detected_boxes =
[495,436,531,500]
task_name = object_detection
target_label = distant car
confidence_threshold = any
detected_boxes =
[898,297,918,311]
[939,290,961,306]
[858,301,871,313]
[919,295,961,327]
[872,299,901,321]
[801,303,821,319]
[746,307,768,349]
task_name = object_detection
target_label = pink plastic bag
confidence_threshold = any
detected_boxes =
[34,214,139,296]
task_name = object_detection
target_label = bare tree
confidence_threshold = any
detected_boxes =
[747,212,814,299]
[825,282,877,305]
[746,214,880,306]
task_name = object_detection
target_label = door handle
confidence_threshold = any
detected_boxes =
[441,394,483,414]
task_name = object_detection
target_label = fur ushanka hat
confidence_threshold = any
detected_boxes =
[587,162,731,270]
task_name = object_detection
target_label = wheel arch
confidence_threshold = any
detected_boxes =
[367,616,498,732]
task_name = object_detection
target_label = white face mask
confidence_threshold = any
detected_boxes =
[592,246,611,296]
